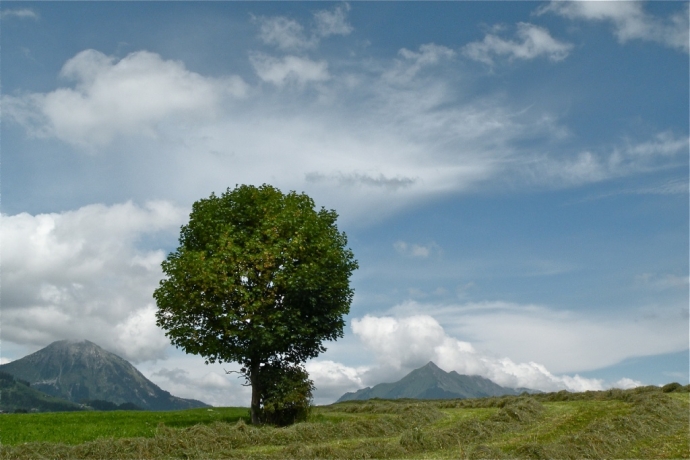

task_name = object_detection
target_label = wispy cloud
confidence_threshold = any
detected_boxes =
[463,22,573,65]
[249,53,329,86]
[3,46,685,223]
[538,1,689,53]
[313,3,353,38]
[254,3,353,51]
[393,240,441,258]
[1,8,38,20]
[306,172,416,191]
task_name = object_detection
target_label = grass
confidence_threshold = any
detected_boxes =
[0,407,248,445]
[0,386,687,459]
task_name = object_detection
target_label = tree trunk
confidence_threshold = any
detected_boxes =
[250,361,261,424]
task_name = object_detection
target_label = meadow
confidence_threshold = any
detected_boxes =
[0,385,687,459]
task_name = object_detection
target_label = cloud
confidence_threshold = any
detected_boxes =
[1,201,187,363]
[3,50,247,148]
[393,241,441,258]
[613,378,643,390]
[254,4,352,52]
[249,53,329,86]
[305,172,416,191]
[463,23,573,65]
[255,16,314,51]
[521,132,689,187]
[305,360,367,403]
[387,301,689,375]
[1,9,38,20]
[314,3,353,38]
[136,352,253,407]
[348,314,604,393]
[636,273,690,290]
[539,1,689,53]
[385,43,456,82]
[4,48,685,225]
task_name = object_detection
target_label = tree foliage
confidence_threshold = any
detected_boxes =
[154,184,357,423]
[256,362,314,426]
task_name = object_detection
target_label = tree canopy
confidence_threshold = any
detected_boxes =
[154,184,357,423]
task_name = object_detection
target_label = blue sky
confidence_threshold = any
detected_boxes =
[1,1,688,406]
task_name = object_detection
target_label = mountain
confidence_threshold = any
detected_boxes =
[337,362,538,402]
[0,370,85,413]
[0,340,209,411]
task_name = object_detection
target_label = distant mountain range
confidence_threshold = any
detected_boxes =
[337,361,539,402]
[0,340,209,411]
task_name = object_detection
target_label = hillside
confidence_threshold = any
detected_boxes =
[0,371,84,413]
[0,340,208,411]
[338,361,537,402]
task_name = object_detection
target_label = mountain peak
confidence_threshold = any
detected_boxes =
[0,340,209,411]
[337,362,534,402]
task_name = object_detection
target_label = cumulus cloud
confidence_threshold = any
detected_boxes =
[613,378,643,390]
[539,1,689,53]
[305,360,368,403]
[250,53,330,86]
[388,301,689,375]
[3,50,247,148]
[298,315,610,399]
[346,314,658,393]
[463,23,573,65]
[1,201,187,362]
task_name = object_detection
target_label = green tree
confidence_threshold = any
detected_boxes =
[154,184,357,424]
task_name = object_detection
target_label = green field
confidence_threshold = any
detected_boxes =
[0,386,687,459]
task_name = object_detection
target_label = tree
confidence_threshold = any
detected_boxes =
[154,184,357,424]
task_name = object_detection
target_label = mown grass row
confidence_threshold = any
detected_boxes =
[0,385,687,459]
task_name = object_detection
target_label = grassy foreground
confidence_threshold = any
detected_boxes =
[0,386,687,459]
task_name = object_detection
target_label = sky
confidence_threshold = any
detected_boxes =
[1,1,688,407]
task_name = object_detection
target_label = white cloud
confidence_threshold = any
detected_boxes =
[393,240,441,258]
[385,43,456,82]
[137,352,253,407]
[387,301,689,375]
[250,53,330,86]
[1,9,38,20]
[539,1,689,53]
[3,50,248,148]
[1,201,187,363]
[613,377,643,390]
[463,23,573,65]
[4,49,685,225]
[314,3,353,38]
[305,360,368,404]
[636,273,690,290]
[255,16,314,51]
[348,315,604,393]
[254,4,352,51]
[522,132,689,187]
